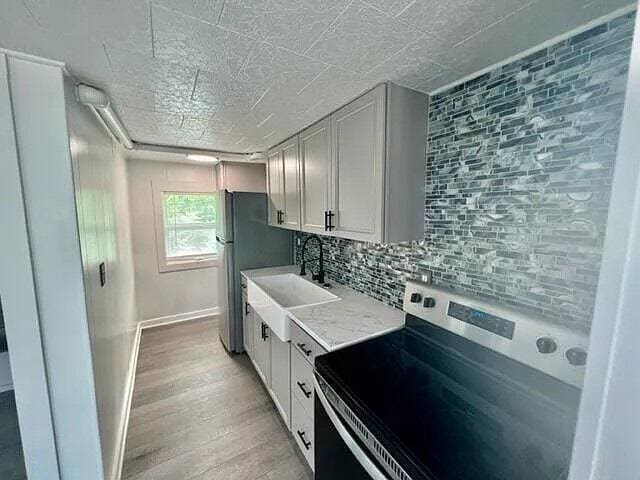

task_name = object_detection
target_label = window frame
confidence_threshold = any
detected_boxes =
[152,180,218,273]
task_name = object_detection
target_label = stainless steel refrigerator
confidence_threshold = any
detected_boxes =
[216,190,293,352]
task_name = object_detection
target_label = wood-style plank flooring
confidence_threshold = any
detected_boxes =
[122,318,313,480]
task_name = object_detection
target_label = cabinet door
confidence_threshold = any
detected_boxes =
[266,147,284,227]
[281,137,301,229]
[242,293,254,358]
[300,118,331,234]
[270,334,291,428]
[253,314,272,387]
[330,85,385,242]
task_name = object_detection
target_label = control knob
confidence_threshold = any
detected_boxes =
[410,293,422,303]
[536,337,558,354]
[423,297,436,308]
[566,347,587,366]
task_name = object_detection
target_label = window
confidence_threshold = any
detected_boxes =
[153,182,218,272]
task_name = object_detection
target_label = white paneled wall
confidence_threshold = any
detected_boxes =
[127,159,219,322]
[65,76,138,479]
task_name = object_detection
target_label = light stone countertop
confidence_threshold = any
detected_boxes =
[241,265,405,351]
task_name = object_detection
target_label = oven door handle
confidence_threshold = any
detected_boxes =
[313,375,388,480]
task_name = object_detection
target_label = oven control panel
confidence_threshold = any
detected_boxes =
[447,301,515,340]
[403,281,589,388]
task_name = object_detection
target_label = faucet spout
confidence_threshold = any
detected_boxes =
[299,235,325,285]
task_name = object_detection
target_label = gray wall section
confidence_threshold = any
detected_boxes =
[296,11,636,332]
[65,76,138,478]
[127,159,218,321]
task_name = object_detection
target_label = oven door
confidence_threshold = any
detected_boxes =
[314,376,388,480]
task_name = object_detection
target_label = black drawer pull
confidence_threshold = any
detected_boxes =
[297,343,312,356]
[261,323,269,340]
[297,430,311,450]
[297,381,312,398]
[245,302,250,315]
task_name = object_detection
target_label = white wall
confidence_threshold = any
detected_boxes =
[0,53,59,479]
[127,159,219,322]
[65,76,138,479]
[7,57,104,479]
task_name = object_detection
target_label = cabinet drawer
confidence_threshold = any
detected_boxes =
[291,395,314,470]
[290,321,326,366]
[291,346,314,416]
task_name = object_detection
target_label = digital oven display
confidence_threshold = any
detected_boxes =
[447,302,515,339]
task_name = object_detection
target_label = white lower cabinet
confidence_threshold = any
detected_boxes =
[253,312,271,387]
[290,323,326,470]
[292,395,314,469]
[245,306,326,471]
[242,291,254,357]
[270,333,291,428]
[291,344,314,416]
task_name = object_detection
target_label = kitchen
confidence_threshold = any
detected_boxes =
[0,1,639,479]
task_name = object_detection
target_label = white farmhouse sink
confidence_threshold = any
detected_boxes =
[247,273,340,341]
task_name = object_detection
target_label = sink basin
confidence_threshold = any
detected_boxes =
[247,273,340,341]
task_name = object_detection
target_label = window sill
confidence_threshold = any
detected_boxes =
[158,256,218,273]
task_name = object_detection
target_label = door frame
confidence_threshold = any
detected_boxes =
[0,53,60,479]
[568,7,640,479]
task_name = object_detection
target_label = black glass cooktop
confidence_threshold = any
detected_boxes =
[315,315,582,480]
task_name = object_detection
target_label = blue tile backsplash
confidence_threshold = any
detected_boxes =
[296,12,635,332]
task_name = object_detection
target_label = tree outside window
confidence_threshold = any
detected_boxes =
[162,192,217,259]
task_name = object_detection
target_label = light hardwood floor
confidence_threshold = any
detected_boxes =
[122,318,313,480]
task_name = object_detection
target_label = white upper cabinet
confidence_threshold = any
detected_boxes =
[330,85,385,242]
[299,118,331,234]
[267,138,301,229]
[281,136,301,230]
[267,82,428,243]
[266,147,283,227]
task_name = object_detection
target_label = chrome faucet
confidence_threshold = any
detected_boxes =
[299,235,325,285]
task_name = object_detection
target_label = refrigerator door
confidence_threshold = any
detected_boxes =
[217,238,236,352]
[231,193,293,351]
[216,190,234,243]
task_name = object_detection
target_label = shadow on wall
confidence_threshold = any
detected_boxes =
[296,11,636,333]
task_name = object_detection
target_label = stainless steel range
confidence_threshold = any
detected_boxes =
[314,281,589,480]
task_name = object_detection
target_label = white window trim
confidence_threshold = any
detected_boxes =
[152,180,218,273]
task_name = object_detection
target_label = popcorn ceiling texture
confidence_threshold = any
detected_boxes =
[295,12,635,332]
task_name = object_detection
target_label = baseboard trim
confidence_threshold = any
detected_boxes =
[138,307,220,331]
[110,323,142,480]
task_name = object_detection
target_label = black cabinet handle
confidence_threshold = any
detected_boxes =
[261,323,269,340]
[297,342,312,356]
[327,210,335,231]
[245,302,250,315]
[297,430,312,450]
[277,210,284,224]
[324,210,328,231]
[297,381,312,398]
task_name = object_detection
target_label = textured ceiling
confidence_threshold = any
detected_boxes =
[0,0,633,153]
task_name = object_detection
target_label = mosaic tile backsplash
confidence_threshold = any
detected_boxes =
[296,12,635,332]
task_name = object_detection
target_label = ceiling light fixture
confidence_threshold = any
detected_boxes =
[187,154,219,163]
